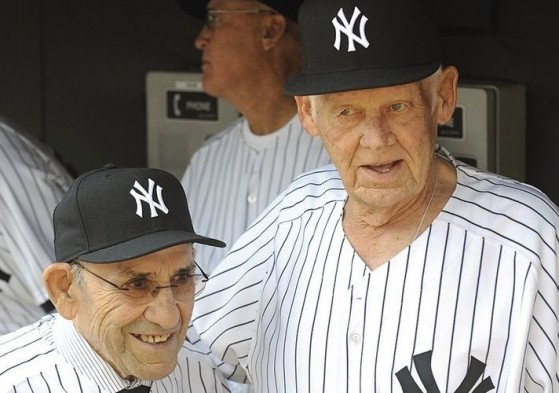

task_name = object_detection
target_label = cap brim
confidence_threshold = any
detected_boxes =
[79,230,225,263]
[284,62,441,95]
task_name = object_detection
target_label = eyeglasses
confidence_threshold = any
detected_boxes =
[205,9,276,30]
[71,261,209,303]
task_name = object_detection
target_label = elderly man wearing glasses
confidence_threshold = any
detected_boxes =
[175,4,330,393]
[176,0,330,277]
[0,165,228,392]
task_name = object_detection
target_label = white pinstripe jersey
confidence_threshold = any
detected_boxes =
[191,147,559,393]
[0,118,72,334]
[181,115,330,274]
[0,314,230,392]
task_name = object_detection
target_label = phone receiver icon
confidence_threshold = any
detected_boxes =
[173,93,181,117]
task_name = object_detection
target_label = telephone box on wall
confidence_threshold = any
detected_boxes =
[437,82,526,181]
[146,71,239,179]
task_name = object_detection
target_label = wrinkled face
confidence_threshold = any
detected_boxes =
[296,75,451,211]
[71,244,196,380]
[194,0,271,98]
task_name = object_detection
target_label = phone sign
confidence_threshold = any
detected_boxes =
[166,91,218,121]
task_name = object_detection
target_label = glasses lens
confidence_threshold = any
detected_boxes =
[205,12,217,29]
[122,278,157,298]
[118,273,204,301]
[171,273,206,301]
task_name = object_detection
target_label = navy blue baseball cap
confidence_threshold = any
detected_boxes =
[176,0,303,23]
[54,164,225,263]
[284,0,442,95]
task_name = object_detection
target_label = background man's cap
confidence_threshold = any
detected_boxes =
[54,164,225,263]
[175,0,302,23]
[284,0,442,95]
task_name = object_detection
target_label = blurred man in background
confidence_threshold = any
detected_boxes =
[0,115,72,334]
[177,0,330,274]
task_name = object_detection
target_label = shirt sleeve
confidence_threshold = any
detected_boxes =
[0,122,72,306]
[189,192,282,383]
[522,224,559,392]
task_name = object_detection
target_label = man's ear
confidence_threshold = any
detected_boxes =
[261,13,287,50]
[436,66,459,125]
[294,95,320,137]
[43,263,80,320]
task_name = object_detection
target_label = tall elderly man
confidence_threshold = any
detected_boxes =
[187,0,559,392]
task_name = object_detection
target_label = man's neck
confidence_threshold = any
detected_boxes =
[226,76,298,135]
[244,97,298,135]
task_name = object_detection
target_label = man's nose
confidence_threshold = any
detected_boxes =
[144,287,182,329]
[359,115,396,147]
[194,27,210,50]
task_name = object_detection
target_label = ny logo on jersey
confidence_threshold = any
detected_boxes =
[396,351,495,393]
[129,178,169,218]
[332,7,370,52]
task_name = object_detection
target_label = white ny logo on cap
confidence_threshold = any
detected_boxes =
[332,7,370,52]
[129,178,169,218]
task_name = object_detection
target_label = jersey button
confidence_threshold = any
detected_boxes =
[247,194,257,204]
[351,333,361,344]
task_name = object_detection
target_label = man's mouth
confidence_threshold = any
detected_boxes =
[134,334,172,343]
[368,160,400,173]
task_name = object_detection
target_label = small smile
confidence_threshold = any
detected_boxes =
[134,333,172,344]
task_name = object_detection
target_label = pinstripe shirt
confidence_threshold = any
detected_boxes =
[191,147,559,393]
[0,313,230,392]
[0,118,72,334]
[181,115,330,274]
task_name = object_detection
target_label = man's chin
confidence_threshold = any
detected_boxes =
[130,361,177,381]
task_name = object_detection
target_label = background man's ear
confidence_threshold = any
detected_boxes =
[43,263,79,319]
[262,14,288,50]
